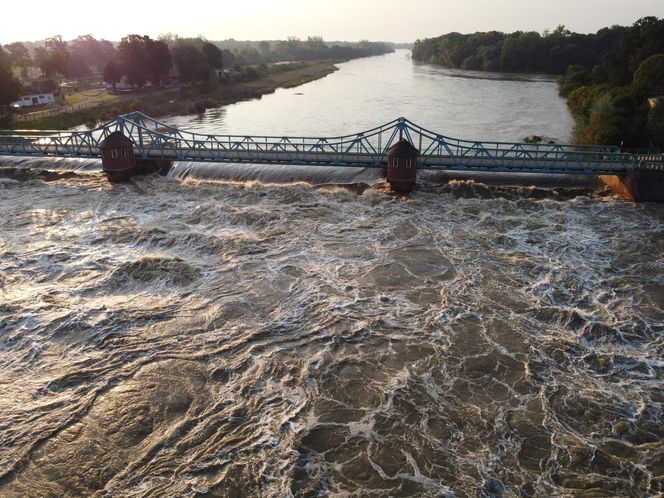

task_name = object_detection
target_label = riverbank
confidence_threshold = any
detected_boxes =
[412,20,664,150]
[11,61,339,130]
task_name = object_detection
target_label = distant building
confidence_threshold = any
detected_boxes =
[105,76,133,92]
[11,93,55,108]
[105,76,164,92]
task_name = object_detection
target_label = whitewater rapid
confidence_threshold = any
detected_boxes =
[0,165,662,496]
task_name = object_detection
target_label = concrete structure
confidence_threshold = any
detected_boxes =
[600,154,664,202]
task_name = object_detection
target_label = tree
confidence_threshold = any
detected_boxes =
[500,31,544,72]
[202,42,223,69]
[633,54,664,96]
[221,49,235,68]
[68,35,117,78]
[550,25,571,39]
[171,42,206,81]
[118,35,150,88]
[579,88,646,147]
[559,65,591,96]
[146,39,172,86]
[647,105,664,149]
[567,85,606,119]
[0,45,8,67]
[103,61,123,91]
[193,63,218,92]
[0,47,21,108]
[258,40,271,59]
[35,36,70,78]
[4,42,32,78]
[236,47,260,65]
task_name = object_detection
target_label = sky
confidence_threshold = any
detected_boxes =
[2,0,664,44]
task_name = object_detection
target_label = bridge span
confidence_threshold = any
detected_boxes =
[1,112,662,200]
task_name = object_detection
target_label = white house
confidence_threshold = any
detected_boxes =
[11,93,55,108]
[105,76,133,92]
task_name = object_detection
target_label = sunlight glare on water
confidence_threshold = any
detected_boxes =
[167,50,574,142]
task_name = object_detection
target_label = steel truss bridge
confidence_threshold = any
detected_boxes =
[0,112,659,175]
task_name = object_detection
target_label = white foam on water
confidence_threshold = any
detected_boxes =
[0,161,662,496]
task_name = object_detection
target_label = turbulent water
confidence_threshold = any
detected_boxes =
[0,170,663,497]
[1,51,664,497]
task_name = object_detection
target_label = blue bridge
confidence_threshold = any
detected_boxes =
[1,112,663,199]
[1,112,656,175]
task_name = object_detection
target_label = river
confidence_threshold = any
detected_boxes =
[167,50,574,141]
[0,51,663,497]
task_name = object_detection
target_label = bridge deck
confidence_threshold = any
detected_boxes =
[0,112,657,176]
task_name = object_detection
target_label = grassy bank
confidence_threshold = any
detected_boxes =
[13,61,338,130]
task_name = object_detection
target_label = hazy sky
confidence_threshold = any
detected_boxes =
[2,0,664,44]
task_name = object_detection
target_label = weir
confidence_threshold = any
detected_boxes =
[1,112,662,199]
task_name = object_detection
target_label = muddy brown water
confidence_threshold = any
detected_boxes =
[0,170,663,497]
[1,51,663,497]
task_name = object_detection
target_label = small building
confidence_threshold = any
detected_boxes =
[100,131,137,181]
[105,76,133,92]
[11,93,55,108]
[105,76,159,92]
[385,139,419,193]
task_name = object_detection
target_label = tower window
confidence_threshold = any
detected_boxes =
[392,157,398,168]
[406,158,413,168]
[111,149,118,159]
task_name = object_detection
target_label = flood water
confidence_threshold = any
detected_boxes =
[1,51,663,498]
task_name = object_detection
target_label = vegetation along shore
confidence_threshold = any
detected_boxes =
[0,35,393,129]
[412,17,664,150]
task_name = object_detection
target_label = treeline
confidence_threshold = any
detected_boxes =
[0,48,21,111]
[103,35,228,92]
[0,35,118,104]
[102,35,392,89]
[412,18,664,149]
[2,35,116,80]
[412,25,620,74]
[0,34,392,109]
[558,18,664,148]
[220,37,394,65]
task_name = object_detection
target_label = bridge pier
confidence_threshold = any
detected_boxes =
[100,131,171,182]
[600,156,664,202]
[100,131,137,182]
[4,113,656,196]
[385,139,419,193]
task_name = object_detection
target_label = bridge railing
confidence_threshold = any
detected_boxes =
[0,112,640,174]
[116,113,635,170]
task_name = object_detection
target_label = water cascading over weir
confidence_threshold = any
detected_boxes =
[1,112,663,200]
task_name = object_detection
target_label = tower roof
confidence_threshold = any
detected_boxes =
[386,139,419,157]
[100,131,134,148]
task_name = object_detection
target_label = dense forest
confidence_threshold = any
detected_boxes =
[412,17,664,149]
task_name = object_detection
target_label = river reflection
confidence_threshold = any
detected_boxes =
[167,50,574,143]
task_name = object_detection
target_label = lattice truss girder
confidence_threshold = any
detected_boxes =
[0,112,645,174]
